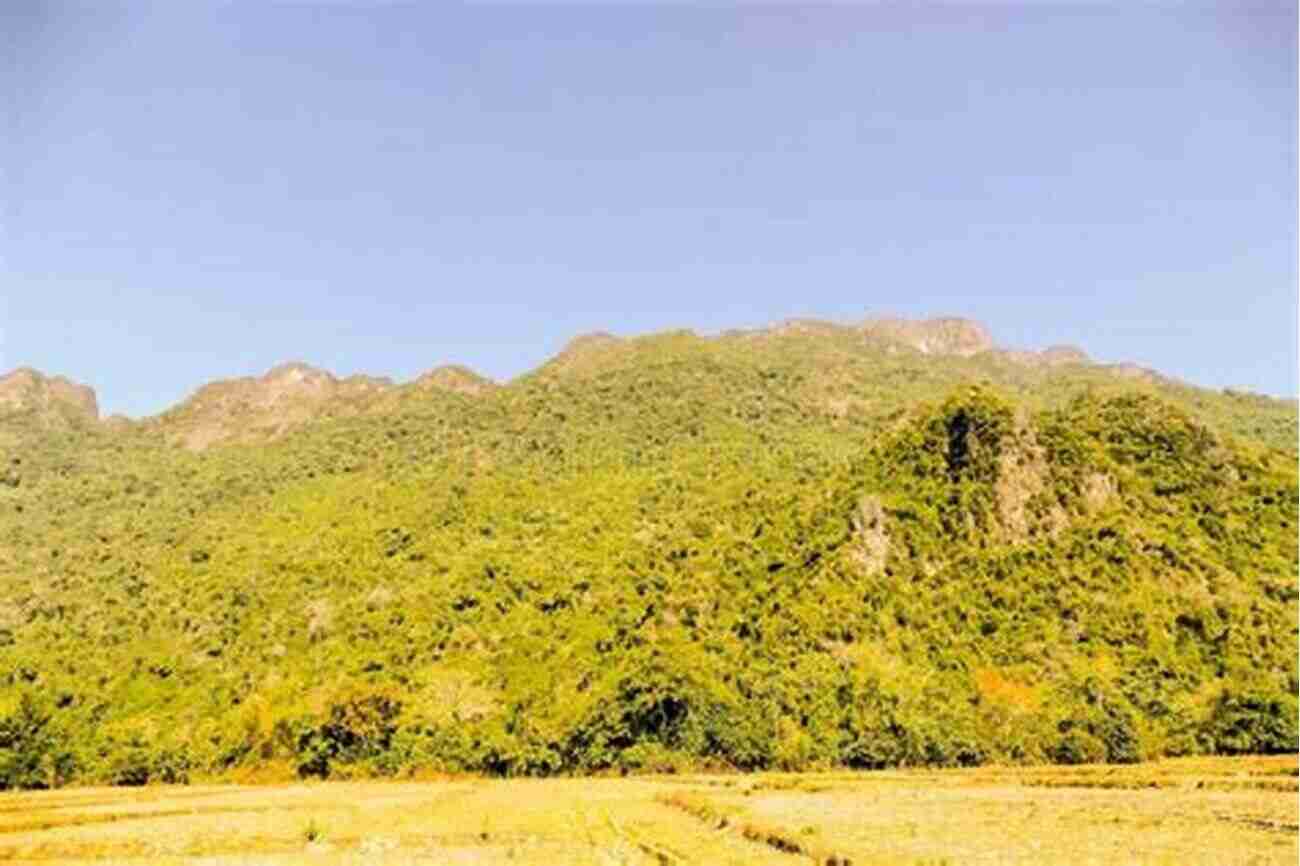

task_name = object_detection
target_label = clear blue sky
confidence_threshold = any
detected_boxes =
[4,2,1296,417]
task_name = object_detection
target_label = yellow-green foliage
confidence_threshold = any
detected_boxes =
[0,330,1295,787]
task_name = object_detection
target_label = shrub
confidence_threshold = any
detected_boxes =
[109,750,153,787]
[1051,729,1108,765]
[616,741,688,774]
[285,689,402,779]
[0,694,56,790]
[1203,688,1299,754]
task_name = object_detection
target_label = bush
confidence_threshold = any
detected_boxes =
[284,690,403,779]
[0,695,57,790]
[1204,688,1299,755]
[109,750,153,787]
[1051,729,1108,765]
[1094,709,1142,764]
[616,741,688,774]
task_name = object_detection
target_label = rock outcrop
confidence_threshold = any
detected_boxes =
[1040,345,1089,366]
[159,362,394,450]
[0,368,99,426]
[544,332,625,375]
[858,318,1099,370]
[988,344,1091,368]
[860,316,995,357]
[413,365,496,397]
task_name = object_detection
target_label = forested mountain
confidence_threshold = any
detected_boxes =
[0,317,1295,788]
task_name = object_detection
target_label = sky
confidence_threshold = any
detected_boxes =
[3,2,1296,417]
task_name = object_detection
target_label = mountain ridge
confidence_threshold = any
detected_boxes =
[0,313,1294,788]
[3,315,1288,442]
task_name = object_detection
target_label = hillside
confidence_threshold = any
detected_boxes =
[0,317,1295,788]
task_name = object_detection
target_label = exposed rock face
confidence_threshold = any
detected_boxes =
[341,373,394,391]
[545,332,624,375]
[101,414,137,433]
[989,344,1091,367]
[414,365,495,397]
[849,495,890,575]
[994,425,1067,541]
[1106,363,1160,383]
[0,368,99,425]
[563,332,621,354]
[770,318,850,339]
[860,316,995,357]
[160,362,394,450]
[1081,472,1117,513]
[859,318,1095,368]
[1040,345,1089,366]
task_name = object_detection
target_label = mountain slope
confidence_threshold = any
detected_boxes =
[0,317,1294,788]
[0,368,99,429]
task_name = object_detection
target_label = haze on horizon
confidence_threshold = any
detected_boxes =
[3,2,1296,417]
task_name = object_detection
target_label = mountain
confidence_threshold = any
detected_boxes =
[151,362,396,450]
[127,362,496,450]
[0,316,1294,788]
[0,367,99,429]
[411,365,497,397]
[2,316,1292,448]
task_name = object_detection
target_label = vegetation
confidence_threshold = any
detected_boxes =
[0,324,1295,788]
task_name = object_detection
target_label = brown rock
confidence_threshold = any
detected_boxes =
[849,495,890,575]
[545,332,624,375]
[0,367,99,425]
[160,361,393,450]
[860,316,994,357]
[413,365,495,396]
[1040,345,1089,365]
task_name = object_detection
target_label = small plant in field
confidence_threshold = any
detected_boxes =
[303,817,325,843]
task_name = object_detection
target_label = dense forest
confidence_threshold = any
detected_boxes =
[1,319,1296,788]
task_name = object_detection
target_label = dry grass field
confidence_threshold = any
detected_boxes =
[0,756,1294,865]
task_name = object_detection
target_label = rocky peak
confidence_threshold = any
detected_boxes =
[562,332,621,354]
[343,374,395,391]
[263,361,333,387]
[163,361,392,450]
[1106,362,1161,383]
[101,414,137,433]
[544,332,625,375]
[183,362,342,412]
[1040,345,1090,366]
[770,318,849,338]
[989,344,1092,368]
[0,367,99,425]
[860,316,995,357]
[414,365,495,396]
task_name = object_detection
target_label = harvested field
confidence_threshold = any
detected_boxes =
[0,756,1294,865]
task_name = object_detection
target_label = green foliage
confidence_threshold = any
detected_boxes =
[0,329,1295,787]
[278,689,403,778]
[0,694,63,790]
[1203,687,1299,755]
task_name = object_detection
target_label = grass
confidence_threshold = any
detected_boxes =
[0,756,1293,865]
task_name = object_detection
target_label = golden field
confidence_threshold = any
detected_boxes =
[0,756,1294,865]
